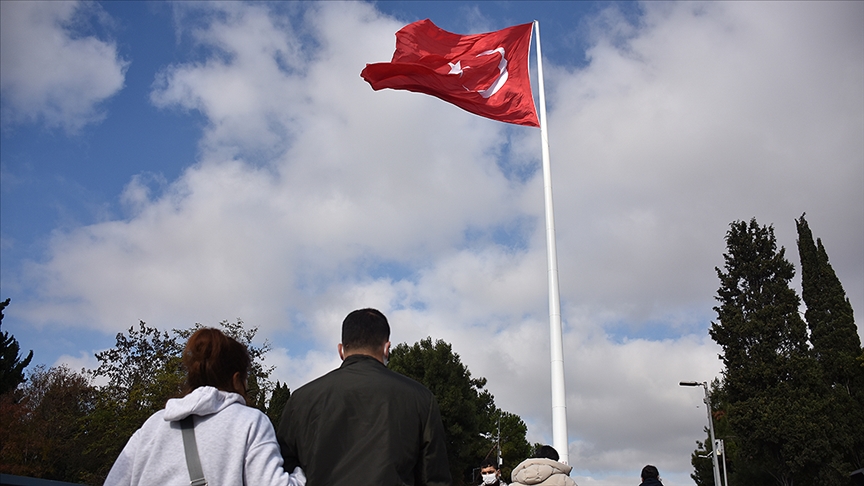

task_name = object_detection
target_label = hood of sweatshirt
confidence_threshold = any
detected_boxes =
[163,386,246,422]
[511,458,573,485]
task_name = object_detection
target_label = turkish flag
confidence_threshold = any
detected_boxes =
[361,19,539,127]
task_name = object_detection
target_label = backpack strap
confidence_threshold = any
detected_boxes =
[179,416,208,486]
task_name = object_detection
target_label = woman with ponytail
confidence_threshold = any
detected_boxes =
[105,327,305,486]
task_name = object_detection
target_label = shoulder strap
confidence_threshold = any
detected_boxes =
[179,416,208,486]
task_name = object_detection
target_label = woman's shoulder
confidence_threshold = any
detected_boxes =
[207,400,273,433]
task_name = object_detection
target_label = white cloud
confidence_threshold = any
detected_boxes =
[53,350,97,371]
[11,2,863,484]
[547,1,864,330]
[0,0,127,132]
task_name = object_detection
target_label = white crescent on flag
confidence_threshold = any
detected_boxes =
[476,48,508,98]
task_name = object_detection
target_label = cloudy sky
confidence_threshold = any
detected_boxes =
[1,1,862,484]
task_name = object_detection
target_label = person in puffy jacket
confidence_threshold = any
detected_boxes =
[104,327,305,486]
[510,445,578,486]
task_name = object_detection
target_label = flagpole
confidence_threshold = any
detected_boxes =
[533,20,569,464]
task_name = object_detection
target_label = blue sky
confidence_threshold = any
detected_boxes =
[2,2,863,484]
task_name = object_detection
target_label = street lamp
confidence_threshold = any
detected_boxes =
[717,439,729,486]
[681,381,722,486]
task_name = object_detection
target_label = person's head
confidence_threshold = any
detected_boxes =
[533,445,559,461]
[339,308,391,363]
[183,327,251,403]
[479,458,500,484]
[641,465,660,481]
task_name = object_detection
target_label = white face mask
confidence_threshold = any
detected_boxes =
[482,473,498,485]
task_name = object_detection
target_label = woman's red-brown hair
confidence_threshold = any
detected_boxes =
[183,327,251,402]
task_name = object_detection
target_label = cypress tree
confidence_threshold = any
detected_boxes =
[267,381,291,428]
[796,214,862,392]
[796,213,864,473]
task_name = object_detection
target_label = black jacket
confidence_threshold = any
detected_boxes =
[277,354,451,486]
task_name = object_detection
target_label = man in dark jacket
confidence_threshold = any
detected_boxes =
[639,465,662,486]
[277,308,451,486]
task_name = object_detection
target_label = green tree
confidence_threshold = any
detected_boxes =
[689,380,776,486]
[389,337,531,485]
[0,365,100,483]
[86,321,186,482]
[484,410,532,481]
[709,219,834,485]
[267,381,291,429]
[1,298,34,395]
[797,214,862,392]
[796,214,864,474]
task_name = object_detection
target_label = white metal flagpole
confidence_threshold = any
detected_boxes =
[533,19,569,464]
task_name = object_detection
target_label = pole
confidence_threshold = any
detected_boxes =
[718,439,729,486]
[702,383,722,486]
[533,19,569,464]
[497,415,502,468]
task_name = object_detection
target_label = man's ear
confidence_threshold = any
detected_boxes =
[384,341,391,358]
[338,343,345,360]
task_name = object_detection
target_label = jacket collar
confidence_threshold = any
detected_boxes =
[340,353,385,368]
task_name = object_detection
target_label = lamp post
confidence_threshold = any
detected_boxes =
[681,381,721,486]
[717,439,729,486]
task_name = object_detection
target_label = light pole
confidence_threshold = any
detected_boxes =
[681,381,721,486]
[717,439,729,486]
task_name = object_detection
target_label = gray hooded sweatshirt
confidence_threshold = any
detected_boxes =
[105,386,305,486]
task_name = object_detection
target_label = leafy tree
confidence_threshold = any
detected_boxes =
[1,298,33,395]
[797,214,864,474]
[84,321,187,482]
[0,365,100,483]
[709,219,834,485]
[389,337,531,485]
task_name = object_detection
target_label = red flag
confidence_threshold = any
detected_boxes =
[361,19,539,127]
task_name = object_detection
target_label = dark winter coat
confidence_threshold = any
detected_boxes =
[276,354,451,486]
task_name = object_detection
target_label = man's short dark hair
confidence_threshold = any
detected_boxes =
[533,445,559,461]
[480,458,498,469]
[641,465,659,480]
[342,308,390,352]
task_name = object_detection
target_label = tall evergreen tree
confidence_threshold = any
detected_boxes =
[796,214,863,392]
[1,298,34,395]
[796,214,864,472]
[266,381,291,428]
[710,219,834,485]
